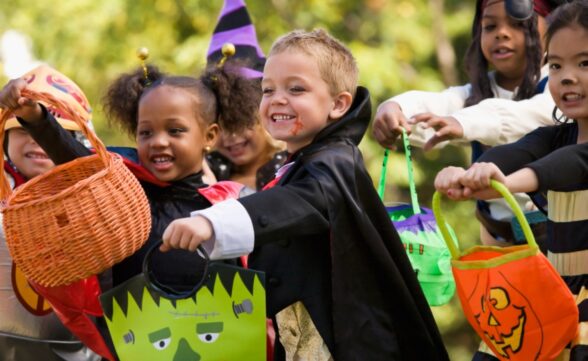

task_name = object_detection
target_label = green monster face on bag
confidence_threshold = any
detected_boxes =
[101,265,266,361]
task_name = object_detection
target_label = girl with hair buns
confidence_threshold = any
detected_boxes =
[0,61,260,359]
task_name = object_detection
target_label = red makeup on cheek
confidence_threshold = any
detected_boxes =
[290,119,304,135]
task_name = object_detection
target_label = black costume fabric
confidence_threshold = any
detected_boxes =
[238,87,449,360]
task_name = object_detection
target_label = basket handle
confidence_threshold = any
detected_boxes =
[142,241,211,300]
[377,129,420,214]
[432,180,538,259]
[0,89,109,200]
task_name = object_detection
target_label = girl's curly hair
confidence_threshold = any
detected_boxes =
[103,60,261,137]
[102,64,165,136]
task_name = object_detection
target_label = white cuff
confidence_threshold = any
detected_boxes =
[190,199,254,260]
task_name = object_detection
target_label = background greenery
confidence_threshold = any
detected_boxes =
[0,0,485,359]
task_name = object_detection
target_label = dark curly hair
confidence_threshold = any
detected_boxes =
[103,65,165,136]
[464,1,543,107]
[103,60,261,137]
[200,60,261,133]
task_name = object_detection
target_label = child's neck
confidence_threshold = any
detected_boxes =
[231,150,273,189]
[577,119,588,144]
[495,72,523,92]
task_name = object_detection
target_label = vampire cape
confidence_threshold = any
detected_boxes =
[239,87,449,360]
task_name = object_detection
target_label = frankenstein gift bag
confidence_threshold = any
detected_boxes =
[433,180,577,361]
[378,130,455,306]
[100,242,266,361]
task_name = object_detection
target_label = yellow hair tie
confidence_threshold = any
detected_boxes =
[136,47,151,86]
[217,43,236,68]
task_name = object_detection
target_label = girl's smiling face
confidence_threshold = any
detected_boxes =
[548,25,588,123]
[217,122,272,168]
[136,86,218,182]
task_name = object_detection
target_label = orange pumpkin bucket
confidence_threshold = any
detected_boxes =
[433,181,578,361]
[0,89,151,287]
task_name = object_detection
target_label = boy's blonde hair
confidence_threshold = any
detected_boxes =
[268,29,358,98]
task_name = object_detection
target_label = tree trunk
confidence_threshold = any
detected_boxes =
[429,0,459,86]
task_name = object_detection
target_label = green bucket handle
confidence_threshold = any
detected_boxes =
[378,129,420,215]
[432,180,538,259]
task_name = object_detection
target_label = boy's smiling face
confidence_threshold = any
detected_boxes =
[260,49,349,154]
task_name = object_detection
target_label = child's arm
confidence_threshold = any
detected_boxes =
[0,79,91,164]
[435,162,538,201]
[435,126,563,200]
[524,142,588,191]
[162,198,255,258]
[449,140,588,199]
[373,86,470,148]
[161,215,214,252]
[372,101,412,148]
[475,126,557,175]
[0,79,43,122]
[161,175,330,258]
[450,89,554,147]
[464,165,539,200]
[410,114,464,151]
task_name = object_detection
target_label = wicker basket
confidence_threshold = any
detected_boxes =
[0,90,151,286]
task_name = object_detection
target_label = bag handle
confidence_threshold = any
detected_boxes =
[142,241,210,300]
[0,89,110,200]
[377,129,420,214]
[432,180,538,259]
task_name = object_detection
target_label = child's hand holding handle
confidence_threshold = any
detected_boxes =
[435,162,508,201]
[161,216,214,253]
[434,166,468,200]
[0,78,43,123]
[372,101,412,149]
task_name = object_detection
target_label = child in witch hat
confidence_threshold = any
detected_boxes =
[206,0,287,195]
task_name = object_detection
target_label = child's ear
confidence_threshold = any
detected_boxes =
[204,123,220,150]
[329,91,353,120]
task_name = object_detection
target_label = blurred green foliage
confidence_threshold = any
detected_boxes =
[0,0,486,359]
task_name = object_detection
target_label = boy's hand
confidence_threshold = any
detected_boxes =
[434,166,469,200]
[410,113,463,151]
[460,162,505,199]
[161,216,214,253]
[0,79,43,122]
[372,101,411,149]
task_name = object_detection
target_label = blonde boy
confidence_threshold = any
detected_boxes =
[163,29,449,361]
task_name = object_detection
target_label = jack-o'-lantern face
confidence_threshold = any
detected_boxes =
[469,273,543,360]
[475,287,526,358]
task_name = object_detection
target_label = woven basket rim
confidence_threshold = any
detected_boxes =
[1,152,120,212]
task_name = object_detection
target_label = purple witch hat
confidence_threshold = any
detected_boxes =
[207,0,265,78]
